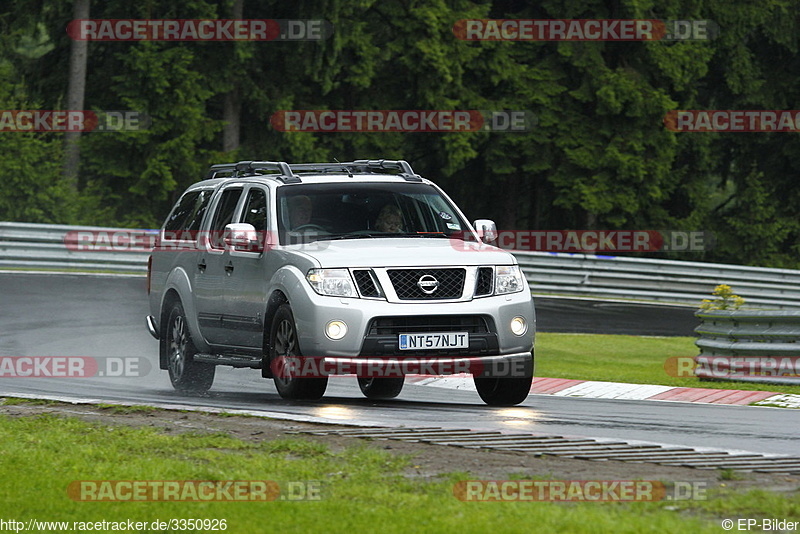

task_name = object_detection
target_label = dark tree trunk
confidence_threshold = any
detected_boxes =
[500,173,521,230]
[222,0,244,153]
[222,87,241,152]
[63,0,90,189]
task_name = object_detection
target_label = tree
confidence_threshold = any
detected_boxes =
[222,0,244,153]
[4,0,800,269]
[0,62,78,223]
[62,0,89,189]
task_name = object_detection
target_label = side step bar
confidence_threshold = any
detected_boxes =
[194,353,262,369]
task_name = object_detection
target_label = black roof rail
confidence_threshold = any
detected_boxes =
[350,159,423,182]
[287,163,356,174]
[205,159,423,183]
[205,161,301,183]
[285,160,422,181]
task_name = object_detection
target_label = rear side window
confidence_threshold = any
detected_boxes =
[185,190,213,232]
[164,191,199,233]
[163,189,213,240]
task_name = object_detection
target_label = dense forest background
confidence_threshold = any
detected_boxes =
[1,0,799,267]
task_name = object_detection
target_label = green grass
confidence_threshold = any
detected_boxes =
[536,333,800,395]
[216,411,258,418]
[1,397,60,406]
[718,469,744,482]
[0,413,797,533]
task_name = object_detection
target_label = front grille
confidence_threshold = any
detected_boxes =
[353,269,380,298]
[475,267,494,296]
[368,316,491,336]
[387,268,465,300]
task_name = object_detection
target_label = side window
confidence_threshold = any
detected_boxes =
[241,188,268,231]
[209,188,244,249]
[163,189,214,240]
[164,191,199,235]
[185,190,213,233]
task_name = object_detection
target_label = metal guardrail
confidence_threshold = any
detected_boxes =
[3,222,800,310]
[694,310,800,385]
[514,251,800,309]
[0,222,151,273]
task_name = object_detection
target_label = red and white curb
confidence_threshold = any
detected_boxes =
[407,375,800,408]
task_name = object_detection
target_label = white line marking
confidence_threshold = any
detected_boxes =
[553,381,675,400]
[753,394,800,409]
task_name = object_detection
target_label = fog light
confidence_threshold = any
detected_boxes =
[325,320,348,340]
[510,316,527,336]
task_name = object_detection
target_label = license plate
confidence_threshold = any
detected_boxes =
[398,332,469,350]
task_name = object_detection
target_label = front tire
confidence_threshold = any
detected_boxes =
[165,301,215,393]
[357,377,404,399]
[270,304,328,400]
[473,376,532,406]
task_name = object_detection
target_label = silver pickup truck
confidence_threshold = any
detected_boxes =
[146,160,535,405]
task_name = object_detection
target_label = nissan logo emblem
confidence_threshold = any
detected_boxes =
[417,275,439,294]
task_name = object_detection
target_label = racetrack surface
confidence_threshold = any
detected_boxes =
[0,272,796,457]
[535,295,697,336]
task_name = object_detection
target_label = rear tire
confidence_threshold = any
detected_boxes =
[357,377,404,399]
[473,376,532,406]
[165,301,215,393]
[270,304,328,400]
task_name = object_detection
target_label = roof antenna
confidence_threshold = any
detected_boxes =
[334,157,353,177]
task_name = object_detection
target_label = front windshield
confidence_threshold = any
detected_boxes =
[276,182,468,244]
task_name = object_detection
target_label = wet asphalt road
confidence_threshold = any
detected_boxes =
[0,272,796,456]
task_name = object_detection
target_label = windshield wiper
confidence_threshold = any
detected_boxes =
[315,232,448,241]
[394,232,448,238]
[316,233,379,241]
[315,232,449,241]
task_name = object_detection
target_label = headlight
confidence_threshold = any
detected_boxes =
[307,268,356,297]
[495,265,524,294]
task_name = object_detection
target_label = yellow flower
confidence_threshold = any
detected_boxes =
[700,286,744,310]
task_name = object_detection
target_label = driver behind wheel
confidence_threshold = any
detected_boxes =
[375,204,403,233]
[288,195,313,229]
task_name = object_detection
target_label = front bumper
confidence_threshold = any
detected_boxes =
[291,288,535,359]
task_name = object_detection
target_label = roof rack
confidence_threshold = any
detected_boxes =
[351,159,422,182]
[204,159,422,183]
[205,161,301,183]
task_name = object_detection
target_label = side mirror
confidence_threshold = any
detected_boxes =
[472,219,497,243]
[224,223,263,252]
